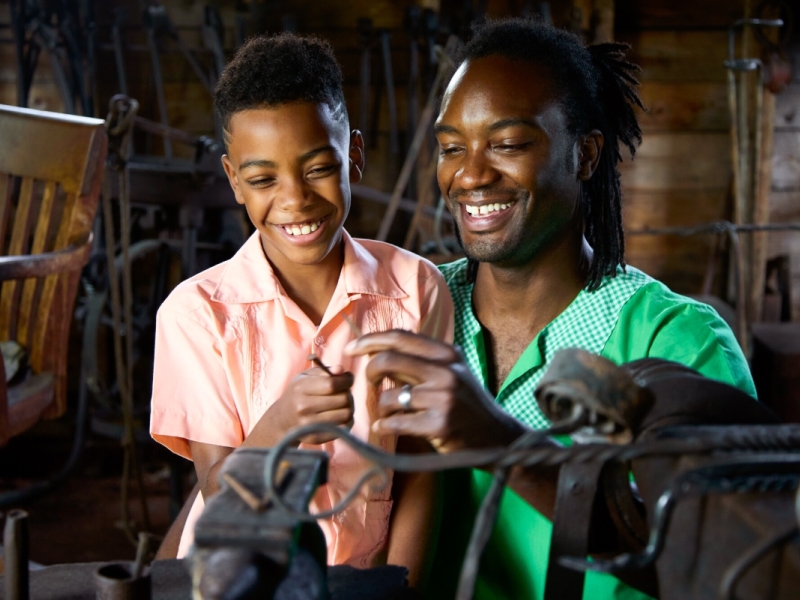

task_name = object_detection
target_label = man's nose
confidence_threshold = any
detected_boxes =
[454,149,500,190]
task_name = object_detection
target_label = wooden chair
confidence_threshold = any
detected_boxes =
[0,104,107,446]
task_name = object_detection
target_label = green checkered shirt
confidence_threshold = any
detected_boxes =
[439,258,652,429]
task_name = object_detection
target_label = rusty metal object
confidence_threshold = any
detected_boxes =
[3,509,30,600]
[191,448,329,600]
[94,562,152,600]
[535,348,654,444]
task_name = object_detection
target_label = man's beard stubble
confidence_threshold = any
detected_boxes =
[449,186,531,265]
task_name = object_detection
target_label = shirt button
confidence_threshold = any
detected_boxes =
[314,335,325,346]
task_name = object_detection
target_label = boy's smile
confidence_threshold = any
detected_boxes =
[221,102,364,275]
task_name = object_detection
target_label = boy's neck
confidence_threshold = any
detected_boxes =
[261,236,345,327]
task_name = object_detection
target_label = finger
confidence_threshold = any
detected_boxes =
[377,385,441,417]
[372,410,442,439]
[345,330,459,363]
[297,371,355,395]
[296,392,354,416]
[301,408,354,428]
[364,350,457,387]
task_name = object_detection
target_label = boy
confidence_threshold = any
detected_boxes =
[149,33,453,584]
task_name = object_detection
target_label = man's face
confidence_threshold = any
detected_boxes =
[435,56,583,267]
[222,102,363,271]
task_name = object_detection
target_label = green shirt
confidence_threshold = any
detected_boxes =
[429,259,756,600]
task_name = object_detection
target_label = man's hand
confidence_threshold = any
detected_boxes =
[250,366,355,446]
[345,330,527,453]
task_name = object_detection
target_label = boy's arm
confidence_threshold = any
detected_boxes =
[385,436,439,588]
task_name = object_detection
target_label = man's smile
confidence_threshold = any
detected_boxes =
[458,199,519,232]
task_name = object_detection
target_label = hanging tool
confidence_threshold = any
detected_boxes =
[356,18,399,154]
[112,8,129,96]
[724,17,783,338]
[376,36,460,243]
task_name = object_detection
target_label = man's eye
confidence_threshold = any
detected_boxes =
[439,146,463,156]
[494,142,532,152]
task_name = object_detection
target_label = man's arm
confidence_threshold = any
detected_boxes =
[345,330,561,519]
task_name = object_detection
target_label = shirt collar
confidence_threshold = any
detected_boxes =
[212,230,407,304]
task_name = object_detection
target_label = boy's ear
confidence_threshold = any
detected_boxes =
[577,129,604,181]
[348,130,365,184]
[221,154,245,205]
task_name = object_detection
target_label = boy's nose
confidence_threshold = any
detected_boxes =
[275,178,313,210]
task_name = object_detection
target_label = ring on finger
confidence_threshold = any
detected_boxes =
[397,384,413,411]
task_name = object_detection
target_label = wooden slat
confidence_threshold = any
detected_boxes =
[775,85,800,130]
[771,131,800,191]
[638,82,730,132]
[618,30,730,83]
[620,132,731,191]
[16,180,57,348]
[0,177,35,340]
[622,189,730,229]
[29,190,77,373]
[0,173,10,247]
[615,0,744,30]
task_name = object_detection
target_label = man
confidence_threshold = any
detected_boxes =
[346,18,755,600]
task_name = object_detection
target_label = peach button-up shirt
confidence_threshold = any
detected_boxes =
[150,230,453,566]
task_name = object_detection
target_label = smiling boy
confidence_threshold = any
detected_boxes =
[149,33,453,582]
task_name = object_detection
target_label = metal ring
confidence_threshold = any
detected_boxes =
[398,384,413,411]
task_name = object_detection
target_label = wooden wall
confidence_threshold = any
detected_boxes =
[1,0,798,319]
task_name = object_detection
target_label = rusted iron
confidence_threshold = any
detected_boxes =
[94,562,152,600]
[3,509,30,600]
[535,348,654,444]
[191,449,329,600]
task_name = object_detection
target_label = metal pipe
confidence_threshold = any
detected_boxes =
[3,509,30,600]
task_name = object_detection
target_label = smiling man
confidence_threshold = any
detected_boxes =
[346,18,756,600]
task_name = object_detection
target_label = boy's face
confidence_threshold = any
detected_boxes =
[222,102,364,270]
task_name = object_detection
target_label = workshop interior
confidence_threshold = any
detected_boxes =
[0,0,799,599]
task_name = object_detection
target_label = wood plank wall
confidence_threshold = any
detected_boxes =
[616,1,744,299]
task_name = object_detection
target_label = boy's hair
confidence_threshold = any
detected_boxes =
[459,18,644,291]
[215,32,348,147]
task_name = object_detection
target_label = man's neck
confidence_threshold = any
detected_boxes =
[471,231,592,394]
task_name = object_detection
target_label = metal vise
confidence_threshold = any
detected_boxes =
[190,448,329,600]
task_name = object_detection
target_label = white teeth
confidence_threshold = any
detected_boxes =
[465,201,516,217]
[283,219,323,235]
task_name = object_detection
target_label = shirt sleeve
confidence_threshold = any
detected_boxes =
[617,284,757,398]
[418,261,455,344]
[150,305,244,460]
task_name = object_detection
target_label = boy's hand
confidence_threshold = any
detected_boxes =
[266,366,355,445]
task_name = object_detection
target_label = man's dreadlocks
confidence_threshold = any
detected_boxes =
[458,18,644,291]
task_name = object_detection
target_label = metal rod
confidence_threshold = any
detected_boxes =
[4,509,30,600]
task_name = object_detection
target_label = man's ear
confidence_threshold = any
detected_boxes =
[577,130,604,181]
[221,154,245,206]
[349,130,365,184]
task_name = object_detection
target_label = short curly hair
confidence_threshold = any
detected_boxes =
[215,32,348,147]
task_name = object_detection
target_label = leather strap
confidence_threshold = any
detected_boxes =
[544,459,606,600]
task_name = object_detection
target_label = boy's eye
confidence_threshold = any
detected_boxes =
[308,164,339,179]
